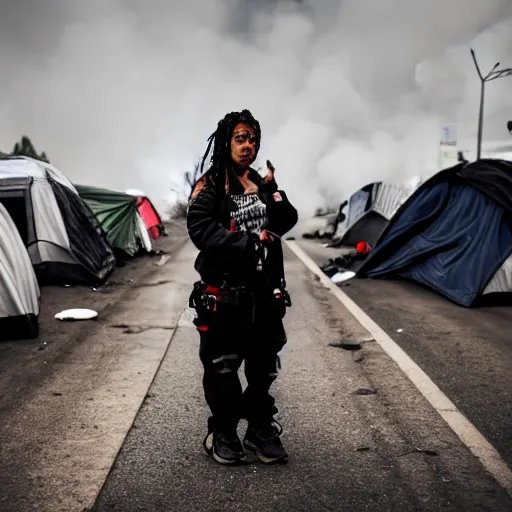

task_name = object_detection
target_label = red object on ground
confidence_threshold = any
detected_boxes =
[356,241,372,254]
[136,197,164,239]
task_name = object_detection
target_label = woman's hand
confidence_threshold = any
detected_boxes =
[263,160,275,184]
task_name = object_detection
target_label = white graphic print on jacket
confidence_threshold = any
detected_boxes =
[230,193,268,234]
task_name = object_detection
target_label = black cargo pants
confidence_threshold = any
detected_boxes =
[194,294,287,431]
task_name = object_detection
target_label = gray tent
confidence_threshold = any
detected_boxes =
[0,157,116,285]
[0,202,40,340]
[331,178,422,247]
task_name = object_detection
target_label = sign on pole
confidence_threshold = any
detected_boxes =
[439,123,458,170]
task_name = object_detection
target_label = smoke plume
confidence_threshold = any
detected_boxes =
[0,0,511,216]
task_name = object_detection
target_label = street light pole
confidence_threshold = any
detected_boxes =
[477,78,485,161]
[470,49,512,161]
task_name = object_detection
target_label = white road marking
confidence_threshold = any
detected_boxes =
[286,240,512,498]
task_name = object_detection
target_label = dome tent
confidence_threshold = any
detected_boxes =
[0,156,115,285]
[358,159,512,307]
[124,189,165,239]
[0,202,40,340]
[75,185,156,257]
[331,178,421,248]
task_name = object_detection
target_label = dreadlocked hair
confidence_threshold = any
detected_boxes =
[190,109,261,201]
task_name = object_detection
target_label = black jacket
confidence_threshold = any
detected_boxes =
[187,169,298,288]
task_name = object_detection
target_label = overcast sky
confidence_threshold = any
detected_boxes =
[0,0,511,214]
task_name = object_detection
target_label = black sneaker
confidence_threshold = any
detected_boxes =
[243,420,288,464]
[203,428,246,465]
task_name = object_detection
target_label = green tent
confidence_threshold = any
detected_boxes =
[75,185,152,257]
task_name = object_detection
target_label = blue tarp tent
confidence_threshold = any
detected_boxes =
[358,160,512,307]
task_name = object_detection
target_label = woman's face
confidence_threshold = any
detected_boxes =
[230,122,258,170]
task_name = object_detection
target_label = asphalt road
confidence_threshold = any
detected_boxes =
[92,242,512,512]
[0,221,191,512]
[298,238,512,473]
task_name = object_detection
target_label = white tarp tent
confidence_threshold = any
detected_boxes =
[0,202,40,340]
[0,156,115,285]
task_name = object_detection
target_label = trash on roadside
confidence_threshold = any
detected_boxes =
[332,270,356,284]
[54,308,98,321]
[397,328,403,333]
[91,281,113,292]
[320,240,373,281]
[155,255,170,266]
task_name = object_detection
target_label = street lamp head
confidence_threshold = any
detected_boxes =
[470,48,484,80]
[487,68,512,81]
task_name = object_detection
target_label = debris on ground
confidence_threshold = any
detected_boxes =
[399,448,439,457]
[320,240,373,284]
[353,388,377,396]
[353,351,364,363]
[332,270,356,284]
[329,342,362,351]
[91,281,114,292]
[155,255,170,266]
[123,326,146,334]
[54,309,98,321]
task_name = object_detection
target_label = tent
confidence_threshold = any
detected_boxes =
[75,185,154,257]
[136,196,164,239]
[0,202,40,340]
[0,156,116,286]
[331,178,421,247]
[124,189,165,239]
[358,159,512,307]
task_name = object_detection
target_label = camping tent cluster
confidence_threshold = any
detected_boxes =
[323,159,512,308]
[0,156,165,341]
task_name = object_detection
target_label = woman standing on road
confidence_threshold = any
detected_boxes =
[187,109,298,465]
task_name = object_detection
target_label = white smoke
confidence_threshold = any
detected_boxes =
[0,0,511,217]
